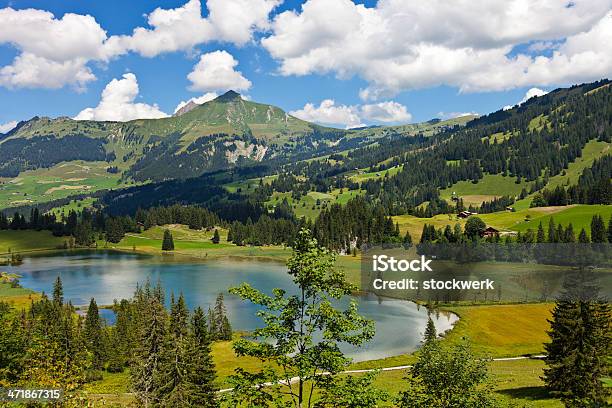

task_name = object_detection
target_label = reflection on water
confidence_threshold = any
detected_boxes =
[7,251,457,361]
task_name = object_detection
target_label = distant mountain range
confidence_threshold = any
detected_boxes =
[0,90,470,182]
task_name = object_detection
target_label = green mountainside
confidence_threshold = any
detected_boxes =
[0,91,467,210]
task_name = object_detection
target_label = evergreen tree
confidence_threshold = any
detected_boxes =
[590,214,606,243]
[403,230,413,249]
[162,229,175,251]
[547,218,556,243]
[212,293,232,341]
[84,298,104,370]
[578,228,590,243]
[157,293,192,406]
[212,229,220,244]
[53,276,63,305]
[564,223,576,243]
[105,218,125,244]
[189,307,218,407]
[537,221,545,243]
[543,269,611,405]
[131,292,168,406]
[423,315,437,344]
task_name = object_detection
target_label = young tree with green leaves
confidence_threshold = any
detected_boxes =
[397,338,495,408]
[464,217,486,240]
[224,229,377,408]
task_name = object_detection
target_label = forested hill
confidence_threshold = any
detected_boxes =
[362,79,612,214]
[101,80,611,221]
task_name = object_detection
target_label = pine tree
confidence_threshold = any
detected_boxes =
[578,228,590,243]
[162,229,175,251]
[53,276,63,305]
[212,229,220,244]
[403,230,413,249]
[590,214,606,243]
[543,269,610,405]
[189,307,218,407]
[547,218,556,243]
[536,221,545,243]
[564,223,576,243]
[84,298,104,370]
[213,293,232,341]
[157,293,191,406]
[423,315,437,344]
[131,295,168,406]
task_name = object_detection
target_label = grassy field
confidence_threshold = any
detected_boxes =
[106,224,294,262]
[0,229,66,254]
[81,301,560,406]
[394,204,610,241]
[393,213,468,241]
[349,165,403,183]
[440,174,531,206]
[544,139,610,190]
[368,358,561,407]
[0,281,40,309]
[0,161,132,210]
[442,139,610,211]
[266,188,365,220]
[441,303,552,357]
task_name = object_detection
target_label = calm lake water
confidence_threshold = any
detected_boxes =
[6,251,457,361]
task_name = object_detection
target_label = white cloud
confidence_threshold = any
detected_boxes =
[503,87,549,110]
[290,99,411,128]
[0,7,106,89]
[262,0,612,98]
[290,99,363,128]
[187,50,252,92]
[104,0,281,58]
[0,52,95,90]
[206,0,282,45]
[0,0,280,89]
[436,111,479,120]
[360,101,411,123]
[0,120,17,134]
[173,92,218,114]
[74,73,168,121]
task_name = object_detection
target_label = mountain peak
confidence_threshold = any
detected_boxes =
[216,90,241,102]
[173,100,199,117]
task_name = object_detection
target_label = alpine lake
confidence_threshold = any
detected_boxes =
[5,250,458,362]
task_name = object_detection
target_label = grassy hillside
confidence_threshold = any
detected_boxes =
[0,230,65,254]
[394,204,610,241]
[442,139,611,210]
[0,161,127,209]
[440,174,530,206]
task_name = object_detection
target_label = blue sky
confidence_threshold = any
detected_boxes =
[0,0,610,131]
